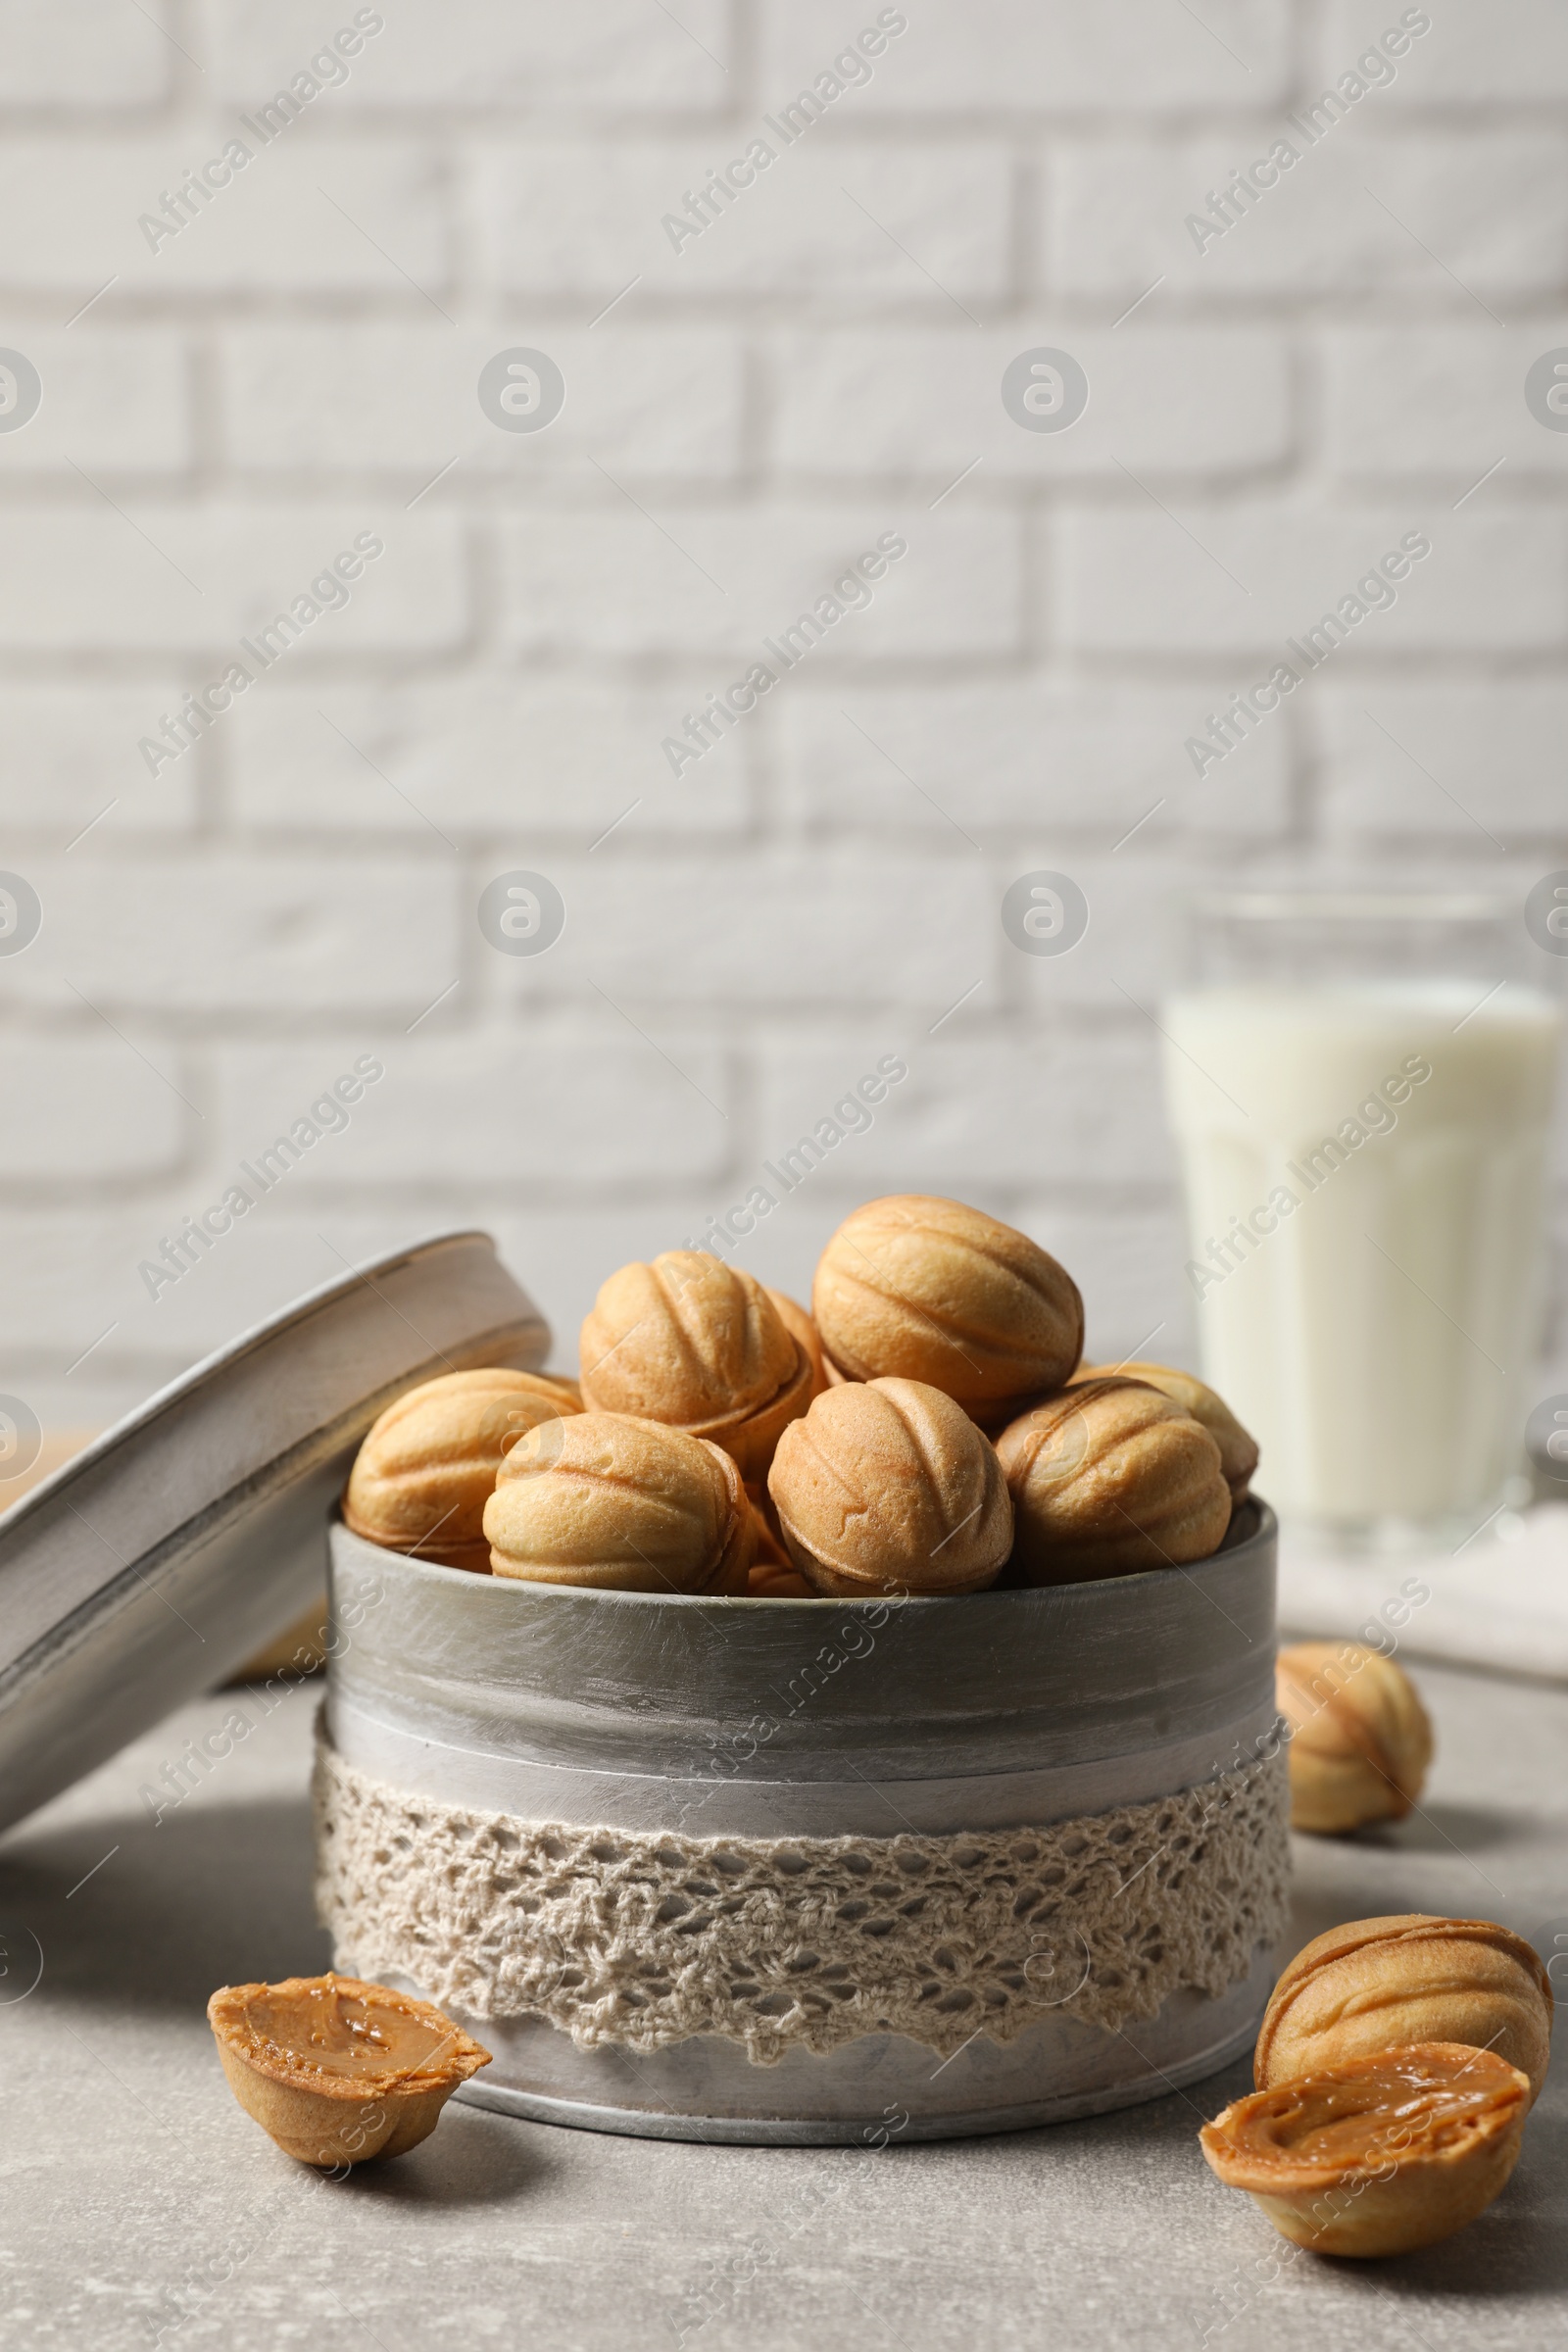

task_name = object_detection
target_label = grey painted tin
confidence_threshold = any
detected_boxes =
[0,1232,548,1838]
[324,1502,1282,2143]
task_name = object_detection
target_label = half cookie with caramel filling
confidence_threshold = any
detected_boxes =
[1200,2041,1530,2258]
[209,1973,490,2166]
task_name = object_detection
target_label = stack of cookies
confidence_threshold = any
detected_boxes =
[343,1195,1258,1600]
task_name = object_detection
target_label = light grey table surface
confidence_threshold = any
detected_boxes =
[2,1659,1563,2352]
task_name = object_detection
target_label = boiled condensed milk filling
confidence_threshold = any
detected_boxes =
[222,1979,455,2088]
[1233,2048,1521,2174]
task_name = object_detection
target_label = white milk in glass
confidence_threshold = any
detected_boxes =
[1163,983,1561,1528]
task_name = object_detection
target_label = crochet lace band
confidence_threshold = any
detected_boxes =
[314,1738,1290,2068]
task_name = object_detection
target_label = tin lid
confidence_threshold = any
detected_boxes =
[0,1230,549,1838]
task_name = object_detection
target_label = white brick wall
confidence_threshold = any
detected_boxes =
[1049,133,1568,299]
[219,326,748,478]
[0,0,172,105]
[0,141,451,295]
[0,510,465,652]
[1,0,1565,1438]
[770,328,1293,481]
[477,143,1014,303]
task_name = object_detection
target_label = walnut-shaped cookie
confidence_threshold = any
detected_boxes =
[208,1973,491,2167]
[1200,2041,1531,2259]
[578,1253,815,1482]
[810,1196,1083,1430]
[483,1410,755,1594]
[1277,1642,1433,1833]
[1072,1359,1257,1501]
[766,1376,1011,1597]
[1256,1914,1553,2108]
[995,1376,1232,1585]
[342,1368,582,1573]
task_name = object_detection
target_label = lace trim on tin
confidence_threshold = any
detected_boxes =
[313,1739,1289,2067]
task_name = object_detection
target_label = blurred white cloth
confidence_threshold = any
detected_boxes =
[1278,1504,1568,1683]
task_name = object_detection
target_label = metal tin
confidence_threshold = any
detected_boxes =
[324,1502,1281,2143]
[0,1231,548,1838]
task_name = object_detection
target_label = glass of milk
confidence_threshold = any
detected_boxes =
[1162,894,1562,1544]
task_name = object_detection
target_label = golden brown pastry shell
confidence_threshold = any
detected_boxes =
[744,1460,823,1594]
[766,1288,828,1399]
[1256,1914,1553,2107]
[1200,2041,1530,2258]
[709,1338,818,1482]
[208,1973,490,2166]
[995,1377,1232,1586]
[766,1375,1011,1598]
[341,1368,583,1572]
[747,1554,816,1597]
[810,1195,1083,1425]
[1073,1359,1257,1500]
[1277,1641,1434,1833]
[483,1411,755,1594]
[578,1252,813,1479]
